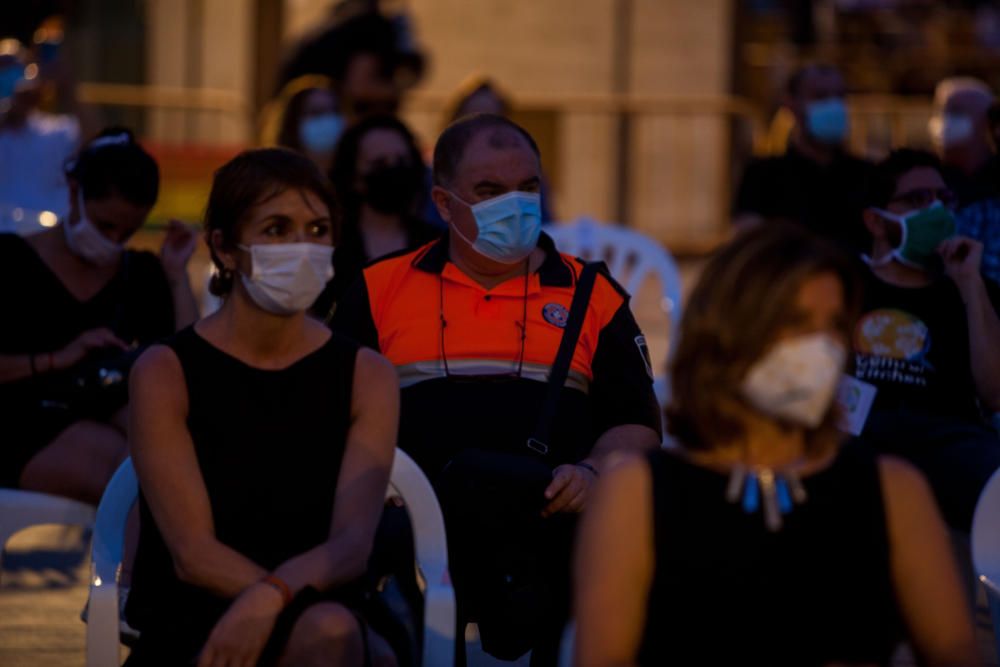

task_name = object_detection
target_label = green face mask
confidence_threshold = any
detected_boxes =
[870,202,956,270]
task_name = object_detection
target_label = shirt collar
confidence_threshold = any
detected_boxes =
[412,230,574,287]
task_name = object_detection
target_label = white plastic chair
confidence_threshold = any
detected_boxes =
[546,217,683,411]
[557,622,575,667]
[972,467,1000,660]
[0,488,95,583]
[86,451,456,666]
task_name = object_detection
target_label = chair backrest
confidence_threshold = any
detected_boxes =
[86,451,455,666]
[973,467,1000,582]
[545,217,683,360]
[86,459,138,667]
[0,488,95,582]
[387,450,450,589]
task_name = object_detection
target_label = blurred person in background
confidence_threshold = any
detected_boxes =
[125,148,399,667]
[443,74,512,124]
[0,128,198,503]
[955,99,1000,286]
[260,75,343,176]
[278,8,425,125]
[440,74,554,223]
[573,223,980,667]
[310,114,438,320]
[0,37,78,232]
[929,77,999,208]
[732,63,873,252]
[854,149,1000,533]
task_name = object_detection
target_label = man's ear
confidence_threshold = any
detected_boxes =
[431,185,452,223]
[862,208,885,239]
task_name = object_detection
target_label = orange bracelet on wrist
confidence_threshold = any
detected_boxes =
[260,574,293,607]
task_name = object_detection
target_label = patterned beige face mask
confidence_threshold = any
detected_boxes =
[740,332,847,429]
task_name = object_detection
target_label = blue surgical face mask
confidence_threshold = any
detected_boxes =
[0,66,24,101]
[450,190,542,264]
[299,113,343,154]
[805,97,849,144]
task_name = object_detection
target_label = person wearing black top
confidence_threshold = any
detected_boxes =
[0,127,198,503]
[853,149,1000,532]
[311,114,438,320]
[574,224,978,667]
[125,148,399,667]
[732,63,873,252]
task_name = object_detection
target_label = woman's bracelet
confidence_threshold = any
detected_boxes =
[576,461,600,477]
[260,574,293,607]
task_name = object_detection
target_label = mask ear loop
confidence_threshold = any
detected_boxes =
[863,209,908,267]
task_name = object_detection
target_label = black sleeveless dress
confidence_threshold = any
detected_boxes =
[125,326,360,665]
[638,445,902,666]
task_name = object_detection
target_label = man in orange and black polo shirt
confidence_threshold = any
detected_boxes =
[332,114,660,663]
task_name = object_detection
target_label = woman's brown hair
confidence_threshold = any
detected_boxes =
[204,147,341,296]
[665,223,862,457]
[258,75,335,152]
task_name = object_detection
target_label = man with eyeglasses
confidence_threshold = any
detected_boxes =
[332,113,661,665]
[854,148,1000,533]
[732,63,873,252]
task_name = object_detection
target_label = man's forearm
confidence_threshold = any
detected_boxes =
[960,277,1000,410]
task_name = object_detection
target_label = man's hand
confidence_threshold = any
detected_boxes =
[160,219,198,285]
[938,236,984,293]
[197,582,284,667]
[542,463,598,518]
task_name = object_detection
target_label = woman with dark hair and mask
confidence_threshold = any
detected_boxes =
[260,75,343,175]
[125,147,400,667]
[0,126,197,503]
[573,224,981,667]
[310,114,438,319]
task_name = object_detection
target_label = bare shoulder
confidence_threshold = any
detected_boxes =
[354,347,397,386]
[877,454,932,499]
[131,343,184,386]
[129,344,189,424]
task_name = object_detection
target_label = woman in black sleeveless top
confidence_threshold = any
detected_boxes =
[0,128,198,502]
[573,225,980,667]
[125,149,399,666]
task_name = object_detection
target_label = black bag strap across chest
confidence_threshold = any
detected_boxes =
[527,261,599,456]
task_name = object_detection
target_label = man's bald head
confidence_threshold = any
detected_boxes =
[433,113,540,187]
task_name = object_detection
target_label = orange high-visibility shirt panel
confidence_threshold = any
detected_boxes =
[361,245,626,386]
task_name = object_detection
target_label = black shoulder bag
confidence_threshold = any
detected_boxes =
[438,261,600,661]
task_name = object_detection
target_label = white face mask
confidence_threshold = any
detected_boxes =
[741,332,847,428]
[63,194,124,266]
[238,243,334,315]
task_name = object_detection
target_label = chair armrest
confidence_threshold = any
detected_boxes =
[422,582,457,667]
